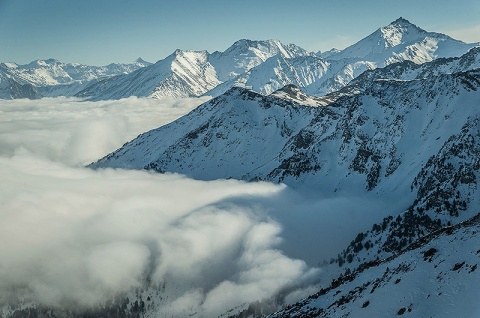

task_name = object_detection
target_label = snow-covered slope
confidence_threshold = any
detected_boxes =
[87,61,480,317]
[0,58,151,98]
[205,54,332,97]
[270,213,480,318]
[348,46,480,86]
[269,84,327,107]
[90,86,318,179]
[5,58,151,86]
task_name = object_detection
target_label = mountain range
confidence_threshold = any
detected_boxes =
[0,58,151,99]
[1,18,478,101]
[4,17,480,318]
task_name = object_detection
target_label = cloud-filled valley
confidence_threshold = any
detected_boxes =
[0,97,393,317]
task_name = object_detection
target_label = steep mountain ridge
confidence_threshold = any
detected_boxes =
[346,46,480,87]
[204,54,332,97]
[89,86,319,181]
[76,50,221,100]
[77,39,312,101]
[0,75,42,100]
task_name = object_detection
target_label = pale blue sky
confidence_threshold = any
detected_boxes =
[1,0,479,65]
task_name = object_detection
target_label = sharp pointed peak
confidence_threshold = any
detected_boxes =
[135,57,149,64]
[383,17,425,32]
[390,17,413,25]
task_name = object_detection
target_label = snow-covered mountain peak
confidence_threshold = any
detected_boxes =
[209,39,310,82]
[159,49,212,75]
[224,38,291,55]
[54,19,480,102]
[172,48,209,57]
[25,58,59,68]
[170,49,210,65]
[76,47,221,100]
[0,62,18,69]
[379,17,429,48]
[41,58,61,65]
[388,17,423,30]
[220,85,283,105]
[326,18,477,68]
[133,57,151,67]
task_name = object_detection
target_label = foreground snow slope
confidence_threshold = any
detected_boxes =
[270,213,480,318]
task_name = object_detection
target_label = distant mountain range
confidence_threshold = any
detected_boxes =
[0,58,151,99]
[1,18,477,101]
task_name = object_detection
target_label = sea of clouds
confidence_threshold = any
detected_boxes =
[0,97,394,317]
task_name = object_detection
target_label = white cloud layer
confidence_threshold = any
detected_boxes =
[0,96,209,166]
[1,151,306,316]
